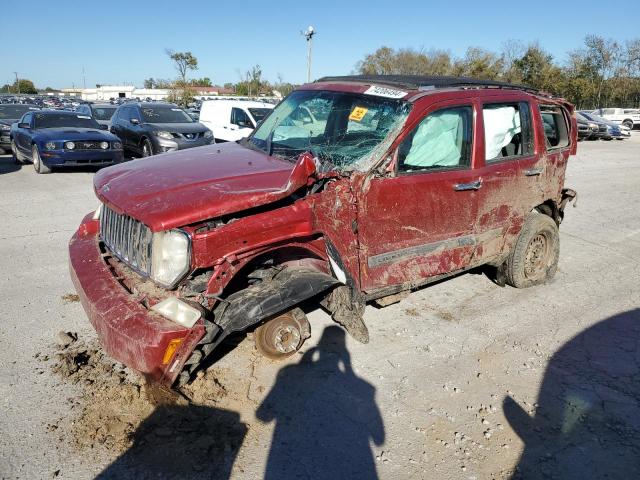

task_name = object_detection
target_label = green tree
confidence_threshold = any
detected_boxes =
[190,77,212,87]
[452,47,503,80]
[143,78,156,89]
[512,44,563,93]
[6,79,38,94]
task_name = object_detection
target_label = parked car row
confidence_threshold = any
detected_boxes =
[576,111,632,141]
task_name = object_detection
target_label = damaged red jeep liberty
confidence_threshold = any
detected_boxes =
[69,75,577,387]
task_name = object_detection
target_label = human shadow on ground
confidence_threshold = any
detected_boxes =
[504,308,640,479]
[0,155,20,175]
[96,404,247,479]
[257,325,385,480]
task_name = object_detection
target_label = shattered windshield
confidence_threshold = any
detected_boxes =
[248,90,410,171]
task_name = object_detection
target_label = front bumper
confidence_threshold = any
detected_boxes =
[68,213,204,386]
[0,132,10,149]
[42,149,124,166]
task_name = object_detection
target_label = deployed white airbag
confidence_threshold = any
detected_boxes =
[484,106,521,160]
[404,111,463,167]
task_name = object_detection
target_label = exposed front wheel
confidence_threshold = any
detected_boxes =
[32,145,51,174]
[506,213,559,288]
[255,308,311,360]
[622,120,634,130]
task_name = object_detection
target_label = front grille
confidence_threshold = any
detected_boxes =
[598,125,607,133]
[100,205,152,275]
[69,141,107,150]
[179,132,202,140]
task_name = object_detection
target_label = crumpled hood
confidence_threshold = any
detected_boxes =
[94,142,316,232]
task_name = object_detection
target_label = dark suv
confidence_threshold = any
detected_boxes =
[110,102,213,157]
[70,75,578,388]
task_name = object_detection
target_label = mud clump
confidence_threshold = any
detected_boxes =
[48,334,245,456]
[61,293,80,303]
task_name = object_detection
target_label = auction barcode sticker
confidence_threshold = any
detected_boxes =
[364,85,408,99]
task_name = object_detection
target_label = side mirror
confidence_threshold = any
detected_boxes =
[18,122,30,129]
[130,118,140,125]
[99,124,108,130]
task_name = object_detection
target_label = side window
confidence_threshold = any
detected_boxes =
[483,102,533,162]
[231,108,252,128]
[22,112,33,126]
[398,106,472,172]
[129,107,141,122]
[540,105,569,149]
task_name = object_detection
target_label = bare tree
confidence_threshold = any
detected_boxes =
[165,49,198,83]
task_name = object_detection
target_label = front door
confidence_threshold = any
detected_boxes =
[357,102,482,292]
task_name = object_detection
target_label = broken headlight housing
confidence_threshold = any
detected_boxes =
[151,230,191,287]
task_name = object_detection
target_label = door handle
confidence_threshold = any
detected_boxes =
[524,167,543,176]
[454,179,482,191]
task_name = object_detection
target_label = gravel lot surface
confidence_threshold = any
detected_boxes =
[1,136,639,480]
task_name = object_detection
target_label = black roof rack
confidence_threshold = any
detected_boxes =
[315,75,542,95]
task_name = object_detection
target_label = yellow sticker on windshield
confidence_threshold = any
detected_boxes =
[349,106,368,122]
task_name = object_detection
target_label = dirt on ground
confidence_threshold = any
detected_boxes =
[44,333,251,458]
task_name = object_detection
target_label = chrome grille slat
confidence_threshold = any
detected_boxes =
[100,205,152,276]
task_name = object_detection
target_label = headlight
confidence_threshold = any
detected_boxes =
[65,141,75,150]
[45,141,56,150]
[203,130,213,138]
[155,131,173,140]
[92,204,102,220]
[0,124,10,131]
[100,141,109,150]
[151,230,190,287]
[112,141,122,149]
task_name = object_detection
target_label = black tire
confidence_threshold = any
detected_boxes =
[506,212,559,288]
[32,144,51,174]
[622,120,633,130]
[11,140,23,164]
[141,138,153,157]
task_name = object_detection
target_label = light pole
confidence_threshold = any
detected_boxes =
[302,26,315,83]
[14,72,19,94]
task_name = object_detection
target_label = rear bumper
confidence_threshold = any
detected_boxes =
[68,213,204,386]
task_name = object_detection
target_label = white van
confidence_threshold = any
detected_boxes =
[198,100,274,142]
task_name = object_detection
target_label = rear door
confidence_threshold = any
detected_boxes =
[472,99,541,263]
[357,99,482,292]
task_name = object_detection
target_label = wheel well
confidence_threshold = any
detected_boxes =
[534,200,559,225]
[218,246,328,298]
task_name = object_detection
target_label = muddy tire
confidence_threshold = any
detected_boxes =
[32,144,51,174]
[255,308,311,360]
[505,212,559,288]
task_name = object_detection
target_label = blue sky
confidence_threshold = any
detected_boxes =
[1,0,638,89]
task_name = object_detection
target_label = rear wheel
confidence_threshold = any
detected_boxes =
[32,145,51,174]
[142,138,153,157]
[622,119,634,130]
[506,213,559,288]
[255,308,311,360]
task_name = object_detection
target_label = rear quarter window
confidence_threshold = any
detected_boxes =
[539,105,569,150]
